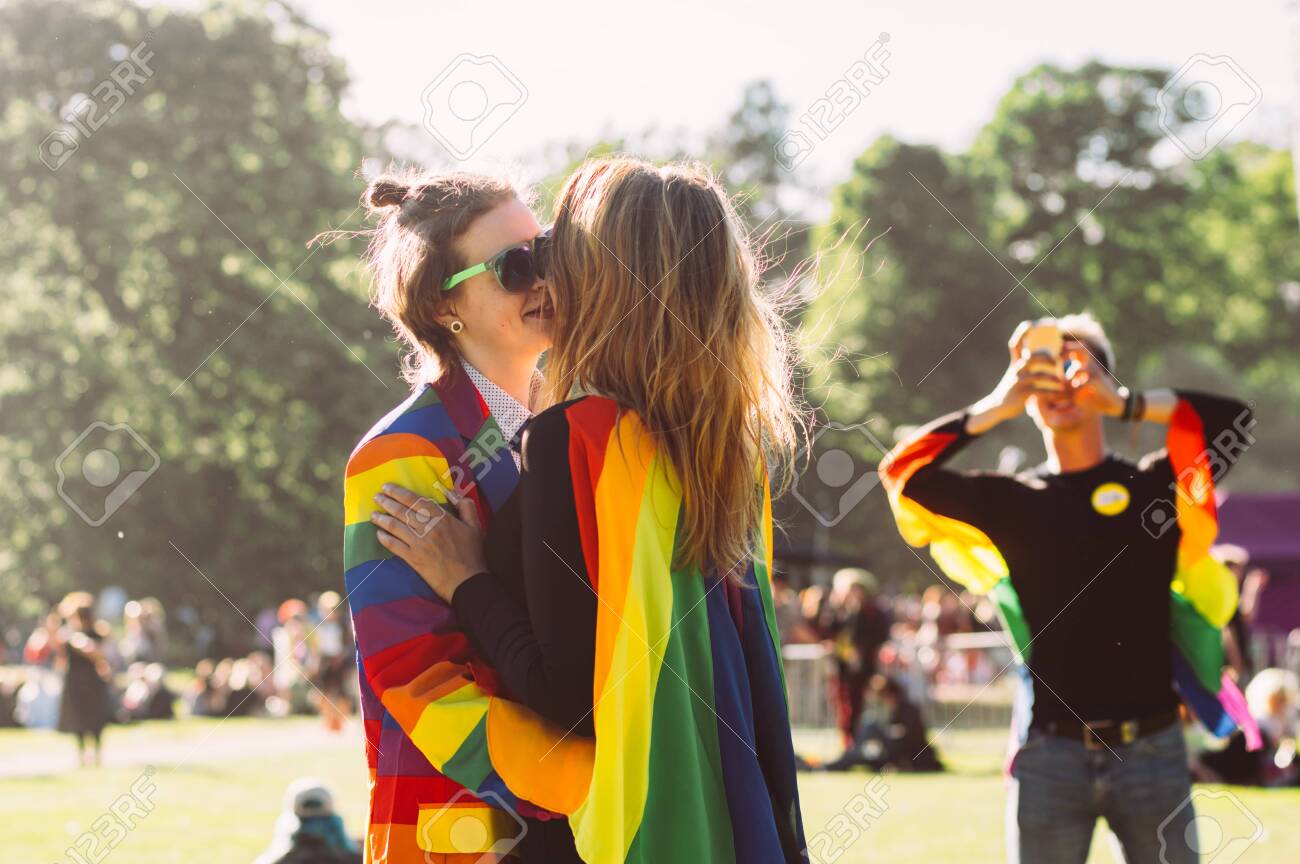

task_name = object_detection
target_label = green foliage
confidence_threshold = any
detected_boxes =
[1,2,1295,619]
[0,0,399,632]
[802,62,1299,587]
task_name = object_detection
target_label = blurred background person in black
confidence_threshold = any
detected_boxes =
[814,567,893,752]
[53,592,114,767]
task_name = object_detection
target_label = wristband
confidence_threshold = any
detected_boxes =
[1120,389,1145,422]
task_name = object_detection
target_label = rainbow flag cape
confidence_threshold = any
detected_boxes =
[879,399,1258,745]
[558,396,805,864]
[344,369,592,862]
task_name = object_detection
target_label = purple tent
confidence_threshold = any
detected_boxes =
[1216,492,1300,634]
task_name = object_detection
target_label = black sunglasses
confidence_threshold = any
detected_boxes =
[442,228,551,294]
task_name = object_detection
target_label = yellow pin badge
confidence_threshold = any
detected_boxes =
[1091,482,1130,516]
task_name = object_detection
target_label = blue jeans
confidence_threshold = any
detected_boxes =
[1007,723,1197,863]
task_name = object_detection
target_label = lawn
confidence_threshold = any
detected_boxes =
[2,718,1297,862]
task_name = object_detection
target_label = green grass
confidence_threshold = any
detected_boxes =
[2,718,1297,862]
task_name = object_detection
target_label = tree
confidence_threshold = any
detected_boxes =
[795,62,1300,589]
[0,0,397,643]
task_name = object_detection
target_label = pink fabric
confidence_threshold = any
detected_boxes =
[1218,671,1263,751]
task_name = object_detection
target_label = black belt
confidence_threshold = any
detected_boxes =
[1036,708,1180,751]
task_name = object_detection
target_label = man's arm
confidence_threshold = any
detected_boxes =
[1057,349,1254,482]
[880,344,1055,530]
[1134,390,1254,483]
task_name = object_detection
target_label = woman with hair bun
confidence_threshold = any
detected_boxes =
[341,169,592,863]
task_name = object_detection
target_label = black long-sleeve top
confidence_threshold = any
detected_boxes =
[451,396,807,864]
[896,391,1251,727]
[449,404,598,864]
[451,412,598,736]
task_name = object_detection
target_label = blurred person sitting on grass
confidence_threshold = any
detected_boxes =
[1195,668,1299,787]
[187,658,222,717]
[253,777,361,864]
[119,661,175,722]
[823,673,944,773]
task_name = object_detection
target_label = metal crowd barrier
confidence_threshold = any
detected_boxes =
[781,632,1018,730]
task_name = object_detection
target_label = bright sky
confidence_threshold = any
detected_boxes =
[300,0,1296,197]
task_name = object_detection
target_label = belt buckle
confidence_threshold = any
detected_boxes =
[1083,720,1112,751]
[1119,719,1139,745]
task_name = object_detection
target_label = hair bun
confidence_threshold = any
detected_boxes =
[366,178,408,210]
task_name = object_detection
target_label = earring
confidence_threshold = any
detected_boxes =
[449,320,463,334]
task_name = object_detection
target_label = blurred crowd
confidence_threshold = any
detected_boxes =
[772,567,1004,746]
[773,558,1300,786]
[1,554,1295,786]
[0,589,356,766]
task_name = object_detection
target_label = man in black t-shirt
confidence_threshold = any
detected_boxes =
[881,314,1253,864]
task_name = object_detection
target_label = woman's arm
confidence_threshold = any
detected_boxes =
[354,438,593,813]
[373,409,598,732]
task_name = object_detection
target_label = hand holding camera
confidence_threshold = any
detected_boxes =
[966,319,1131,433]
[967,321,1065,430]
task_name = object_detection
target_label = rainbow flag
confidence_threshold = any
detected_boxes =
[344,369,592,862]
[558,396,806,864]
[346,375,804,861]
[879,398,1257,745]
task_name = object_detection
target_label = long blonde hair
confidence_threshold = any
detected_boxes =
[545,156,803,574]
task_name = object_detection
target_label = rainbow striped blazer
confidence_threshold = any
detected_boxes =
[343,367,592,864]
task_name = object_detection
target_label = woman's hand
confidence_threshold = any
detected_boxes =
[371,484,488,603]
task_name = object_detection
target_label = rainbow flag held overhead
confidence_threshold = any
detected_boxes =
[879,397,1259,747]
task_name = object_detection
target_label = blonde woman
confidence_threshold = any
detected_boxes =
[373,157,809,863]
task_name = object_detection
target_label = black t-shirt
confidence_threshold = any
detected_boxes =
[900,391,1250,727]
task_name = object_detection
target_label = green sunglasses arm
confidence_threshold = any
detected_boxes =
[442,261,489,292]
